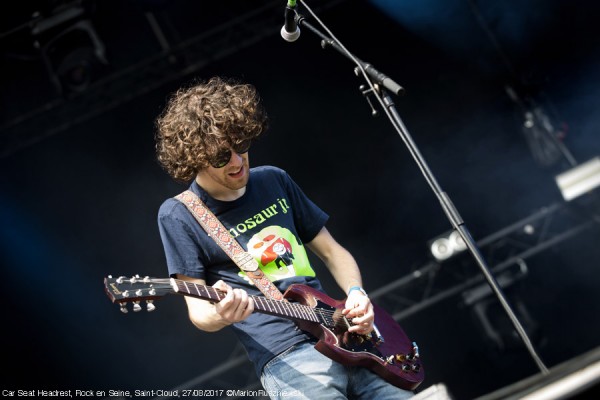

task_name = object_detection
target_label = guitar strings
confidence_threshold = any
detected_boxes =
[125,278,358,328]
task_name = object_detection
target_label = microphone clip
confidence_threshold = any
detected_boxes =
[359,84,379,117]
[281,3,301,42]
[281,1,300,42]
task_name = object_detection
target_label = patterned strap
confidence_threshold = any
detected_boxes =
[174,190,284,301]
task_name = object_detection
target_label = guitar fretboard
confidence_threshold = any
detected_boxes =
[173,279,322,324]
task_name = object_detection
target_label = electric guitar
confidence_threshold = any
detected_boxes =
[104,275,424,390]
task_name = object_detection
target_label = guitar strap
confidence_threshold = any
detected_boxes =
[174,190,285,301]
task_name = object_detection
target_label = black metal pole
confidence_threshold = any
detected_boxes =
[297,7,549,375]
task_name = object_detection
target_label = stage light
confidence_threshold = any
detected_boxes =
[32,6,107,95]
[429,230,467,262]
[430,237,452,261]
[555,156,600,202]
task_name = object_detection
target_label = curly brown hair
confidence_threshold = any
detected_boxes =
[155,76,268,182]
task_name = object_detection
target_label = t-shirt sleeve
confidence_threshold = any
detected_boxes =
[157,198,207,279]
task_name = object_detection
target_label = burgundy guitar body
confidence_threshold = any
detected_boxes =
[283,284,424,391]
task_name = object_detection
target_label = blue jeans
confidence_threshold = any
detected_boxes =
[260,341,415,400]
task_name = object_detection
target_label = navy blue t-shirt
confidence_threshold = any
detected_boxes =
[157,165,329,377]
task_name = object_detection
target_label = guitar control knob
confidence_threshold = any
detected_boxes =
[412,363,421,372]
[385,355,395,364]
[395,354,406,362]
[402,364,411,371]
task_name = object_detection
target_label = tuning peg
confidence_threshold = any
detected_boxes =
[146,301,156,312]
[133,302,142,312]
[119,304,128,314]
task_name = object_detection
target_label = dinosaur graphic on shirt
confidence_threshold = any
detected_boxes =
[243,226,315,282]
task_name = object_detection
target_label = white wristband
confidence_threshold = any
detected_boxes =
[348,286,368,297]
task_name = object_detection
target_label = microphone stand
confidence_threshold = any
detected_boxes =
[296,8,549,375]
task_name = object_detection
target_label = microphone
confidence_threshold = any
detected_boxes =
[280,0,300,42]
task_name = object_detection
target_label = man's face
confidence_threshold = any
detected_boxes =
[202,148,250,192]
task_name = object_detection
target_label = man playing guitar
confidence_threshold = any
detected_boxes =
[154,76,419,399]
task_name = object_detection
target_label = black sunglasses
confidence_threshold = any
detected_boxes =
[208,140,252,168]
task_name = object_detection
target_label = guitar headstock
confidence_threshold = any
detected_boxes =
[104,275,173,314]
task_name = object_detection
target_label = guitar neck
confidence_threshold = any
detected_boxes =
[172,279,321,324]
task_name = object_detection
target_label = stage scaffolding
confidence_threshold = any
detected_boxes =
[0,0,348,158]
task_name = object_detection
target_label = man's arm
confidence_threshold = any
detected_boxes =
[306,227,374,334]
[177,275,254,332]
